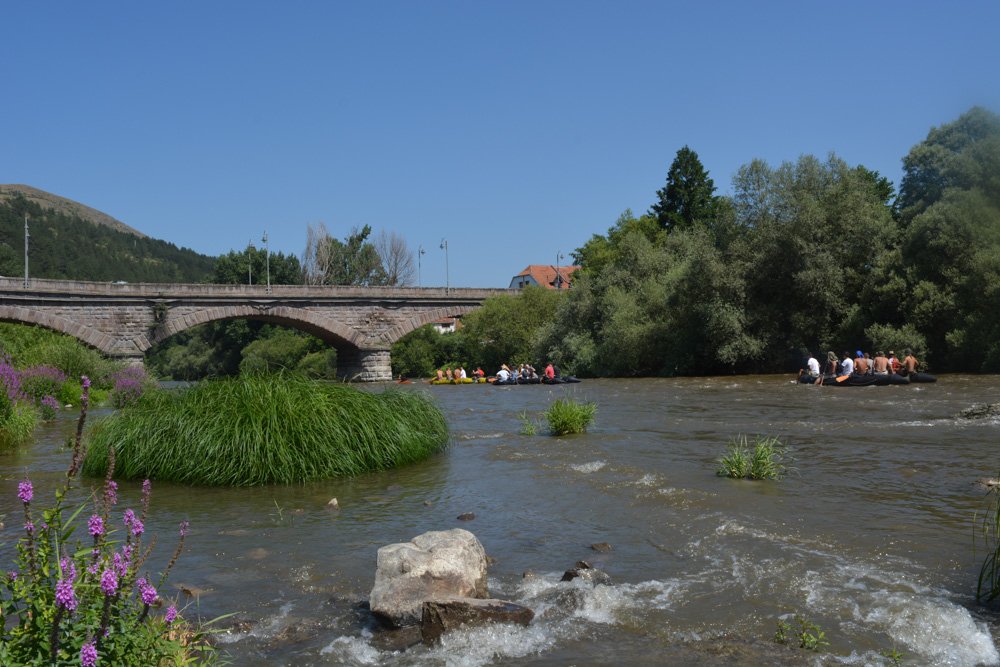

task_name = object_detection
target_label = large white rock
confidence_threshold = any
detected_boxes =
[370,529,488,627]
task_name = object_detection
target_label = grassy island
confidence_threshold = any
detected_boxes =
[82,374,448,486]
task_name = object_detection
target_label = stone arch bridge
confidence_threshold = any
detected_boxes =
[0,278,514,381]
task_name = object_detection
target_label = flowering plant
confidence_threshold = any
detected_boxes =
[0,377,216,665]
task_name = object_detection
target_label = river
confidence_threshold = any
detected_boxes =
[3,376,1000,666]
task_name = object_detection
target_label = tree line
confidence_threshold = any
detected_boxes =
[393,107,1000,376]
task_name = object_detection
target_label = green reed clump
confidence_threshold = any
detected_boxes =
[544,398,596,436]
[976,481,1000,603]
[717,434,787,480]
[0,404,37,452]
[82,373,449,486]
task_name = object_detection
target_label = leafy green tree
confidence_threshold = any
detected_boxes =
[302,223,388,286]
[649,146,718,232]
[212,247,302,285]
[458,287,564,373]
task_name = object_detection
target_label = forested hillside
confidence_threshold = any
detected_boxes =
[0,192,213,282]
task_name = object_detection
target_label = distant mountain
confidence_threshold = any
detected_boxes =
[0,184,145,238]
[0,187,214,283]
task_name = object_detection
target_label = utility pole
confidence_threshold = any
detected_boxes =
[262,231,270,294]
[418,245,425,287]
[440,239,449,293]
[23,214,29,288]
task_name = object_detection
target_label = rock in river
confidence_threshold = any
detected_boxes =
[421,598,534,645]
[369,528,488,627]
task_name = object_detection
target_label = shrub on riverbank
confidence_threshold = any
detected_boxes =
[82,373,449,485]
[544,398,596,435]
[717,434,787,480]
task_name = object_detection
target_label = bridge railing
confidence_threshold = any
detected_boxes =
[0,277,516,299]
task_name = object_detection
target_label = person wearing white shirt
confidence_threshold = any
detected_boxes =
[840,352,854,376]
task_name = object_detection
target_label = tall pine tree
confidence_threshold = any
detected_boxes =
[650,146,717,232]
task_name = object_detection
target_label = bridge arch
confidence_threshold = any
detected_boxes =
[146,304,368,353]
[382,305,481,345]
[0,305,118,355]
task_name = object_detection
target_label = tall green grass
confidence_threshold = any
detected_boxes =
[544,398,597,435]
[0,405,38,453]
[717,434,787,480]
[82,373,449,486]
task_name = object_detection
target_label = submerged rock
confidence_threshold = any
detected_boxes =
[959,403,1000,420]
[420,598,534,645]
[457,512,476,521]
[561,561,612,585]
[590,542,613,553]
[369,529,488,627]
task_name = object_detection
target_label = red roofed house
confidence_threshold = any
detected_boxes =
[508,264,581,290]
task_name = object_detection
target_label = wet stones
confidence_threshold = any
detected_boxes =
[959,403,1000,420]
[590,542,613,553]
[420,598,534,645]
[561,560,612,585]
[369,529,489,627]
[456,512,476,521]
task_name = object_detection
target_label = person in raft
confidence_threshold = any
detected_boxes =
[806,353,820,377]
[854,350,870,375]
[872,351,890,375]
[825,351,838,375]
[887,351,901,374]
[840,351,855,376]
[544,362,556,381]
[901,349,919,376]
[496,365,511,383]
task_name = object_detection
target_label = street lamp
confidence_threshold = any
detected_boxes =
[439,239,449,292]
[262,231,270,294]
[418,244,426,287]
[23,214,29,288]
[247,238,254,286]
[555,251,565,289]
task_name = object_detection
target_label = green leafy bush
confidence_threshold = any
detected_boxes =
[717,434,787,480]
[543,398,597,436]
[83,373,449,486]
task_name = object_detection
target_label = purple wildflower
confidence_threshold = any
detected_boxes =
[24,521,34,534]
[104,480,118,506]
[80,641,97,667]
[100,568,118,596]
[60,557,77,582]
[137,578,158,605]
[17,478,32,504]
[165,605,178,624]
[88,515,104,537]
[123,509,143,535]
[8,571,17,581]
[81,376,91,389]
[179,520,190,537]
[55,578,78,611]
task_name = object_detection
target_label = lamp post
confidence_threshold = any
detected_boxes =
[555,251,564,289]
[439,239,449,292]
[247,238,254,286]
[23,214,29,288]
[418,244,426,287]
[262,231,270,294]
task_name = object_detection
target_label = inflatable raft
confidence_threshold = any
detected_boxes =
[798,372,936,386]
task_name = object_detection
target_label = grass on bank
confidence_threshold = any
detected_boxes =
[0,404,38,452]
[544,398,597,436]
[82,373,449,486]
[716,434,787,480]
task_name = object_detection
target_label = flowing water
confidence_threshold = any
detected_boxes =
[4,376,1000,666]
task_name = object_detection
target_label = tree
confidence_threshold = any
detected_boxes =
[649,146,718,232]
[212,246,301,285]
[374,230,415,286]
[301,223,388,286]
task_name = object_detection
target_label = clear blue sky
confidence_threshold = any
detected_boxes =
[2,2,997,288]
